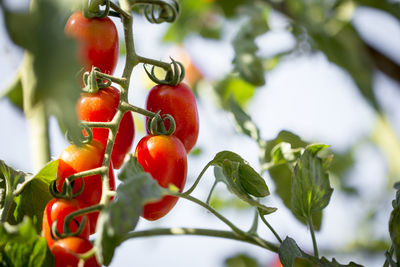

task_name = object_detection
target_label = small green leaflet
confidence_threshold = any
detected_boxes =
[279,237,363,267]
[210,151,276,214]
[12,160,58,232]
[95,156,163,265]
[224,253,261,267]
[0,217,54,267]
[0,160,57,232]
[290,148,333,221]
[389,186,400,261]
[232,5,269,86]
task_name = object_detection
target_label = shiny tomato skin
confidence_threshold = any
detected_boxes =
[77,86,135,169]
[65,11,119,75]
[42,198,90,248]
[135,135,187,220]
[51,237,99,267]
[146,82,199,153]
[57,140,115,233]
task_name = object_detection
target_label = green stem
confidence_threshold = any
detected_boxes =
[248,209,259,234]
[94,71,127,85]
[205,179,218,205]
[123,228,279,252]
[137,55,171,71]
[183,162,212,195]
[383,245,394,267]
[65,166,108,182]
[308,215,319,258]
[259,213,282,243]
[28,102,51,172]
[63,204,104,234]
[174,192,245,235]
[82,121,115,129]
[174,191,276,250]
[121,102,157,118]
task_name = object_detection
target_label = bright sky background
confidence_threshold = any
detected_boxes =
[1,3,400,267]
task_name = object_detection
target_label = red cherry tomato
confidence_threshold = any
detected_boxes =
[146,82,199,153]
[57,140,115,233]
[51,237,99,267]
[135,135,187,220]
[65,11,119,75]
[42,198,90,248]
[77,86,135,169]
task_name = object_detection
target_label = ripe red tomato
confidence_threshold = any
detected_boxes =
[77,86,135,169]
[146,83,199,153]
[42,198,90,248]
[51,237,99,267]
[57,140,115,233]
[65,11,119,75]
[135,135,187,220]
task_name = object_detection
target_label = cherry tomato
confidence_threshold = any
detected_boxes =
[51,237,99,267]
[77,86,135,169]
[42,198,90,248]
[65,11,119,75]
[135,135,187,220]
[146,82,199,153]
[57,140,115,233]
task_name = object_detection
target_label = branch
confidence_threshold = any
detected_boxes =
[123,228,279,252]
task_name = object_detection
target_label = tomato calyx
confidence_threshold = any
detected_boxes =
[144,57,185,86]
[147,111,177,136]
[83,0,111,19]
[50,178,85,200]
[82,66,112,94]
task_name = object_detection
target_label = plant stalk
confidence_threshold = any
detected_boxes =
[123,228,279,252]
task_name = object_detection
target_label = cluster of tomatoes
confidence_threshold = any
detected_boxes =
[41,9,199,267]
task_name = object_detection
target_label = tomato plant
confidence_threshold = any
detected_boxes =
[65,11,119,75]
[146,82,199,153]
[51,237,100,267]
[2,0,400,266]
[57,140,115,233]
[77,86,135,169]
[135,135,187,220]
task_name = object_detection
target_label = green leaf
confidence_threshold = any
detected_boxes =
[225,97,260,142]
[389,188,400,261]
[279,237,308,267]
[3,0,83,143]
[214,167,276,215]
[212,151,270,197]
[95,156,163,265]
[262,132,324,230]
[232,5,269,86]
[12,160,57,232]
[118,155,145,182]
[279,237,363,267]
[0,71,23,112]
[215,0,247,17]
[0,217,53,267]
[261,130,308,165]
[224,253,261,267]
[215,77,256,109]
[291,149,333,222]
[0,160,30,224]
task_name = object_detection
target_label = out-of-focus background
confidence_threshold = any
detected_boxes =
[1,0,400,266]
